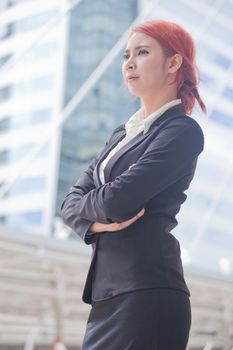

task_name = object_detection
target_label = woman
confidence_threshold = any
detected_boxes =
[61,20,206,350]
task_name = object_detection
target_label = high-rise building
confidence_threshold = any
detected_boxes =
[55,0,139,216]
[0,0,139,235]
[0,0,68,234]
[0,0,233,278]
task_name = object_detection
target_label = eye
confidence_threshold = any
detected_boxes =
[138,49,149,55]
[123,53,130,60]
[123,49,149,60]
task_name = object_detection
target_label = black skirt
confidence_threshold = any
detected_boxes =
[81,288,191,350]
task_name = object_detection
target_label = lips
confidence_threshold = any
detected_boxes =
[127,76,139,82]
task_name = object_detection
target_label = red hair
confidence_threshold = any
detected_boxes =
[131,20,206,115]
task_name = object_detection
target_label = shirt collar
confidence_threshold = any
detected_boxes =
[125,99,182,135]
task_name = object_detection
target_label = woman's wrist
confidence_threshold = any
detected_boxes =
[89,222,104,233]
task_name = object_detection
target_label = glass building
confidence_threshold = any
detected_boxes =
[0,0,139,235]
[0,0,233,279]
[0,0,73,234]
[56,0,139,214]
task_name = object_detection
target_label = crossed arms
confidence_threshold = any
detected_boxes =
[61,118,204,244]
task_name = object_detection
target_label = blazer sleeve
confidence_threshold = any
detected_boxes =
[60,124,125,244]
[70,118,204,224]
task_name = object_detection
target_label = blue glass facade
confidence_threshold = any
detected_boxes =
[1,0,232,273]
[56,0,139,213]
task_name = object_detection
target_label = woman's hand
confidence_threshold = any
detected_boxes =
[89,208,145,233]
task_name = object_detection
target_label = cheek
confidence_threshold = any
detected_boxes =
[140,58,156,76]
[144,60,165,82]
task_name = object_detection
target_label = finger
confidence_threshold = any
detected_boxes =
[110,218,135,232]
[122,208,145,226]
[121,211,144,228]
[128,163,136,170]
[109,209,145,232]
[136,208,145,218]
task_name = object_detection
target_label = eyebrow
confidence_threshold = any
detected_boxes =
[124,45,150,54]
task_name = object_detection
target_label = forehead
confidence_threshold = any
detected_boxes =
[125,32,156,50]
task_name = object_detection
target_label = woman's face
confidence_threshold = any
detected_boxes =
[122,32,172,98]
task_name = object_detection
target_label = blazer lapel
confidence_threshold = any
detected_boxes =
[93,128,126,187]
[95,104,186,186]
[103,130,148,183]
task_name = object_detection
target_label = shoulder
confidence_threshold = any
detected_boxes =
[151,114,205,155]
[163,113,203,129]
[161,114,204,142]
[180,114,204,133]
[178,115,204,147]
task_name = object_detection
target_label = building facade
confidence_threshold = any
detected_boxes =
[56,0,139,215]
[0,0,70,234]
[0,0,233,279]
[0,0,139,235]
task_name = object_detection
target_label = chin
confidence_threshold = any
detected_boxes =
[127,88,142,98]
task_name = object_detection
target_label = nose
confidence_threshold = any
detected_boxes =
[127,62,135,69]
[125,57,136,70]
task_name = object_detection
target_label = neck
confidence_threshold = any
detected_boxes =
[141,89,178,118]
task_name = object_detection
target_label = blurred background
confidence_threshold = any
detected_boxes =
[0,0,233,349]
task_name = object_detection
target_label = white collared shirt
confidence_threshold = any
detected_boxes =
[99,99,182,184]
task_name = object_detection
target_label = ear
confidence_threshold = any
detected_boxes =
[168,54,183,74]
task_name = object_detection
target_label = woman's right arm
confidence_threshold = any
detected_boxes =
[60,125,124,244]
[60,124,144,244]
[61,154,145,244]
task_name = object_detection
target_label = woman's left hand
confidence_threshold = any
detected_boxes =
[89,208,145,234]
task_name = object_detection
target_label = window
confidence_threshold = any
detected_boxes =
[210,110,233,128]
[10,144,33,162]
[208,24,233,47]
[221,2,233,22]
[21,42,57,63]
[12,76,54,97]
[0,216,6,223]
[203,227,233,248]
[189,192,212,210]
[0,86,11,102]
[8,0,33,5]
[0,143,49,166]
[0,54,11,67]
[0,149,9,165]
[13,143,49,161]
[1,10,57,38]
[0,109,52,133]
[5,176,47,197]
[161,0,202,25]
[198,44,231,69]
[0,23,13,39]
[197,161,224,183]
[199,72,217,91]
[7,211,43,226]
[216,200,233,218]
[20,10,57,32]
[223,87,233,100]
[0,117,10,133]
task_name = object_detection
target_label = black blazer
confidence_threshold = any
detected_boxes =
[61,104,204,304]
